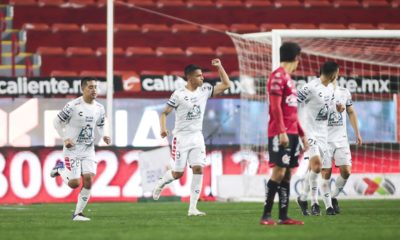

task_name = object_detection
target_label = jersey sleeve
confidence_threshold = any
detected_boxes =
[167,91,180,108]
[345,89,353,107]
[202,82,214,98]
[269,72,285,96]
[297,83,311,103]
[57,102,74,123]
[97,106,105,127]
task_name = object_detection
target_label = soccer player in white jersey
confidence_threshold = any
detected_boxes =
[296,62,342,216]
[152,58,231,216]
[325,77,362,214]
[50,77,111,221]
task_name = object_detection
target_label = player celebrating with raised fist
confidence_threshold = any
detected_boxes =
[152,58,231,216]
[51,77,111,221]
[260,42,309,226]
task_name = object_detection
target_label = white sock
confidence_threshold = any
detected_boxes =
[320,179,332,209]
[157,170,175,189]
[332,175,348,198]
[300,170,310,201]
[58,167,71,185]
[189,174,203,211]
[309,171,319,205]
[74,188,91,215]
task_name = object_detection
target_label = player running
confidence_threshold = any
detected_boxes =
[152,58,231,216]
[50,77,111,221]
[296,62,341,216]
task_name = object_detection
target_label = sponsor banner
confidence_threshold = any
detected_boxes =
[140,75,241,95]
[0,77,122,97]
[0,146,269,204]
[0,98,396,147]
[0,147,399,204]
[135,74,399,96]
[293,76,399,94]
[218,173,400,200]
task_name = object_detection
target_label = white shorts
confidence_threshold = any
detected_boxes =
[64,149,97,179]
[171,132,206,172]
[323,142,352,168]
[306,138,329,163]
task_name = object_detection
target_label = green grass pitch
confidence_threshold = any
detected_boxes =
[1,200,399,240]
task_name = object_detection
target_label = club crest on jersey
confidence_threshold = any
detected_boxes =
[328,111,343,126]
[77,124,93,144]
[186,105,201,120]
[282,154,290,165]
[285,94,298,107]
[315,104,329,121]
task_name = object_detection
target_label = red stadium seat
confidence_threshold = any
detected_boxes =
[37,47,65,55]
[140,70,168,76]
[348,23,376,29]
[125,47,155,56]
[50,70,79,77]
[114,70,139,78]
[157,0,186,7]
[274,0,302,8]
[155,47,185,56]
[319,23,347,29]
[260,23,287,31]
[303,0,331,7]
[52,23,80,32]
[364,46,392,55]
[201,24,229,33]
[348,69,379,76]
[81,23,107,32]
[333,0,361,7]
[170,70,184,77]
[9,0,37,6]
[187,0,215,7]
[215,0,244,8]
[215,46,237,56]
[114,24,140,32]
[38,0,65,6]
[23,23,50,31]
[289,23,317,29]
[96,47,125,56]
[186,47,215,56]
[141,24,170,33]
[244,0,273,8]
[68,0,96,6]
[125,0,156,7]
[171,24,200,33]
[377,23,400,29]
[80,70,107,77]
[66,47,95,56]
[362,0,391,7]
[230,24,259,33]
[334,46,364,55]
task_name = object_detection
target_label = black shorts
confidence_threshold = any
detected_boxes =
[268,134,300,168]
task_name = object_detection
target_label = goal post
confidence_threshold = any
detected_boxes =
[218,30,400,200]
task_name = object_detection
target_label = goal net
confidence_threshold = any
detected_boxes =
[225,30,400,199]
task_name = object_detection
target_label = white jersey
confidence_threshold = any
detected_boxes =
[297,78,334,143]
[167,83,213,136]
[55,96,105,156]
[328,86,352,147]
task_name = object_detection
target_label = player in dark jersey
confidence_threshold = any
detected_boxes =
[260,42,309,226]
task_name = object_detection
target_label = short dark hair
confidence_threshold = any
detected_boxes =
[184,64,202,78]
[280,42,301,62]
[81,77,98,89]
[320,61,339,76]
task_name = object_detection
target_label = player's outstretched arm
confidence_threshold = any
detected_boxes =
[211,58,231,96]
[347,105,362,146]
[160,105,174,138]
